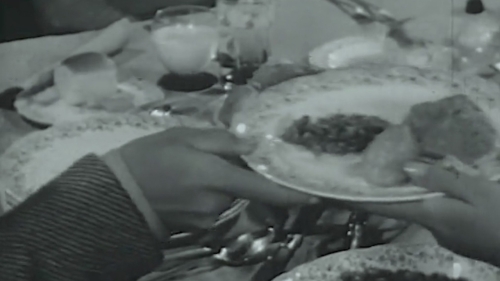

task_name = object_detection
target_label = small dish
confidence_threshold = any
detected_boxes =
[308,36,401,70]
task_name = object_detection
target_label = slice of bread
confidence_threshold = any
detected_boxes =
[54,52,118,107]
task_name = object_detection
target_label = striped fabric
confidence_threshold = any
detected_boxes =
[0,155,164,281]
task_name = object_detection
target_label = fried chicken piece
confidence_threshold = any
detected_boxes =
[359,124,420,187]
[405,95,496,164]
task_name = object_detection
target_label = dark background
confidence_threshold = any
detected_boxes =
[0,0,40,42]
[0,0,215,43]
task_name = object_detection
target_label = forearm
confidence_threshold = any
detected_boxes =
[0,155,163,281]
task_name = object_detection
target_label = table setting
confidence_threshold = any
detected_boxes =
[2,0,500,280]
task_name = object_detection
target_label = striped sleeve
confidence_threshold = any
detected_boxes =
[101,149,169,242]
[0,154,164,281]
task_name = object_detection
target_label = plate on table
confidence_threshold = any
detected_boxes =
[230,65,500,202]
[272,244,500,281]
[308,36,401,70]
[0,113,248,222]
[14,50,165,127]
[309,36,454,72]
[14,74,166,126]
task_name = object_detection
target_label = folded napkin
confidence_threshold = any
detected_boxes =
[0,18,134,93]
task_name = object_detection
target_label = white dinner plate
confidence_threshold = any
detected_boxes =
[309,36,455,72]
[308,36,401,69]
[272,244,500,281]
[230,65,500,202]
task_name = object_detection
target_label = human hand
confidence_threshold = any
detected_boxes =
[355,161,500,267]
[118,127,318,231]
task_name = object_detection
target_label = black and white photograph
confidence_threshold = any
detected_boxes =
[1,0,500,280]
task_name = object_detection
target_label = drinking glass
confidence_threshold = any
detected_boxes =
[217,0,275,83]
[151,5,220,91]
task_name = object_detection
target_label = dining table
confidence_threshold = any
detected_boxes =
[1,0,500,280]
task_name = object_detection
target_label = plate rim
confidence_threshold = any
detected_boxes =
[243,155,445,203]
[14,89,114,126]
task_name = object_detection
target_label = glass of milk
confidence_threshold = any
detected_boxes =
[151,6,219,76]
[217,0,275,74]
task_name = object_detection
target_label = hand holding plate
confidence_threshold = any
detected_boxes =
[117,127,318,232]
[355,161,500,267]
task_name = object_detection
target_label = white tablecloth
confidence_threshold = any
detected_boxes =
[3,0,500,92]
[3,0,500,245]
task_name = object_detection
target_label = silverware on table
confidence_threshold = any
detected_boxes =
[324,0,423,48]
[345,211,369,249]
[159,227,278,267]
[145,231,302,281]
[135,88,227,119]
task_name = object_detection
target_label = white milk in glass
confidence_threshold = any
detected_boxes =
[218,1,274,68]
[151,24,219,75]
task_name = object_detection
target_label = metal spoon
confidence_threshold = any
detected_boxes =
[147,230,302,281]
[215,227,278,266]
[160,227,276,266]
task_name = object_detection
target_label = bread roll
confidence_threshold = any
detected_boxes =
[359,125,420,187]
[54,52,118,106]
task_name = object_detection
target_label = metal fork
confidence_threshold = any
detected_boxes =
[327,0,391,24]
[324,0,423,47]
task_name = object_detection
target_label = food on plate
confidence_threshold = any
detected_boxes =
[282,114,391,155]
[54,52,119,107]
[15,59,167,125]
[51,52,166,114]
[340,269,469,281]
[279,113,417,187]
[279,94,496,188]
[405,94,496,164]
[357,124,419,187]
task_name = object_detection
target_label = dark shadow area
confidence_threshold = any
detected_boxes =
[0,0,41,43]
[0,0,216,43]
[157,72,218,92]
[0,87,22,111]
